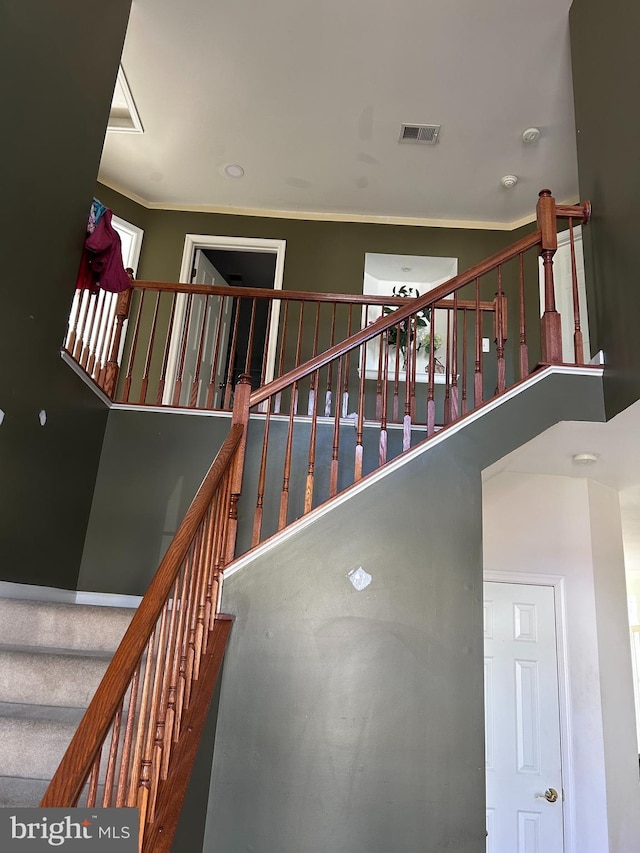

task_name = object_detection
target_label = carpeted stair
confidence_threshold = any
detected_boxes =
[0,597,135,807]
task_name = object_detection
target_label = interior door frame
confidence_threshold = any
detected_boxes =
[483,571,576,853]
[163,235,286,404]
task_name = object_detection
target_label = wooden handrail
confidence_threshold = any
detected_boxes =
[249,229,542,406]
[41,423,243,808]
[130,278,494,310]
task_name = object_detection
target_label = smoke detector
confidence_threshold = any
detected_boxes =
[522,127,541,144]
[501,175,518,189]
[399,124,441,144]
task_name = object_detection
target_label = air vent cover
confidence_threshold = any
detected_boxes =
[399,124,441,144]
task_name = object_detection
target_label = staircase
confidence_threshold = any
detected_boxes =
[0,596,135,808]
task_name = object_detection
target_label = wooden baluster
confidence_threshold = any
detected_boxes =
[450,293,459,421]
[252,396,272,547]
[494,265,506,394]
[308,304,321,416]
[189,295,210,407]
[444,307,452,425]
[115,664,141,807]
[103,288,132,398]
[274,301,289,413]
[342,304,353,417]
[354,341,366,481]
[213,470,232,611]
[123,291,145,403]
[330,356,344,495]
[403,315,416,450]
[102,703,123,807]
[461,308,468,414]
[139,291,161,404]
[375,323,384,420]
[79,293,98,369]
[410,312,418,422]
[224,374,251,565]
[94,291,116,384]
[292,303,305,415]
[205,294,226,409]
[223,297,242,410]
[474,277,483,407]
[379,336,389,464]
[259,299,274,407]
[305,370,319,512]
[156,292,177,405]
[141,606,170,824]
[568,218,584,364]
[392,315,401,423]
[279,382,296,529]
[154,581,181,782]
[128,631,156,808]
[537,188,562,362]
[515,252,528,378]
[65,291,83,355]
[72,291,90,361]
[200,503,217,649]
[160,570,190,780]
[85,748,101,807]
[427,311,437,436]
[244,297,257,376]
[325,304,337,416]
[172,293,194,407]
[86,290,107,377]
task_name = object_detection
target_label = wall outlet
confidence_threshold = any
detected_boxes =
[482,337,490,353]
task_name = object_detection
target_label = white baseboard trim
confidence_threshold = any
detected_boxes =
[0,581,141,609]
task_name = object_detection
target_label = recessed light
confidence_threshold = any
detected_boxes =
[572,452,599,465]
[224,163,245,178]
[501,175,518,189]
[401,266,412,272]
[522,127,541,144]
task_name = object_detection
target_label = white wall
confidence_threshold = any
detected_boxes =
[483,471,640,853]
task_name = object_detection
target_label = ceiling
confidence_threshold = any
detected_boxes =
[99,0,579,229]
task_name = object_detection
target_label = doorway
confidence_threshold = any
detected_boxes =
[484,579,567,853]
[163,235,286,406]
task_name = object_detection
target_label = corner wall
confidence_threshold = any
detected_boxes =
[0,2,133,588]
[570,0,640,417]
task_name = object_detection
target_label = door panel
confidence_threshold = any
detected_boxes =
[484,582,564,853]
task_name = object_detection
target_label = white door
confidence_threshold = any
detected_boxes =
[175,249,232,407]
[484,582,564,853]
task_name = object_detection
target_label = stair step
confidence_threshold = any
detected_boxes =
[0,776,50,809]
[0,715,80,780]
[0,599,134,652]
[0,649,111,707]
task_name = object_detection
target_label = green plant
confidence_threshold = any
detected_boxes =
[382,285,439,364]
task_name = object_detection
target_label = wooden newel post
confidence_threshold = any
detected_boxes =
[103,286,132,397]
[224,374,252,567]
[537,189,562,363]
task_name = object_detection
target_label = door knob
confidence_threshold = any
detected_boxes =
[535,787,558,803]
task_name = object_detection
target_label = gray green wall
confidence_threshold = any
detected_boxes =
[0,1,132,588]
[571,0,640,417]
[203,372,604,853]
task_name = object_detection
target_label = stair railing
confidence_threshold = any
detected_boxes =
[228,191,592,551]
[40,378,252,853]
[46,191,590,849]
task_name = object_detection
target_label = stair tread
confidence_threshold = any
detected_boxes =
[0,702,86,723]
[0,644,114,660]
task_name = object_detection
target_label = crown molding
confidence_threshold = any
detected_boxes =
[98,175,579,232]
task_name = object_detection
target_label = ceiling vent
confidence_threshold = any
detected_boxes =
[399,124,441,145]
